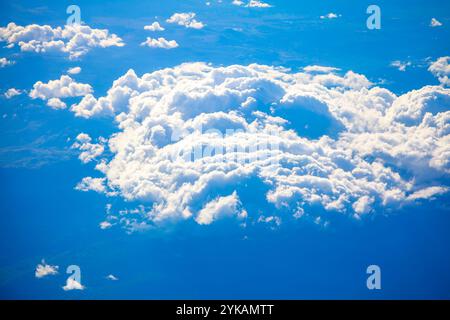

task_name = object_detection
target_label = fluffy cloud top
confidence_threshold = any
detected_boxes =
[35,260,59,278]
[29,75,92,107]
[75,176,107,193]
[67,62,449,229]
[140,37,178,49]
[144,22,165,32]
[4,88,22,99]
[72,133,105,163]
[429,56,450,86]
[166,13,205,29]
[0,23,124,59]
[195,191,244,225]
[233,0,272,8]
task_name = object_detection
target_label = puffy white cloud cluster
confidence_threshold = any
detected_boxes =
[429,56,450,86]
[4,88,22,99]
[71,133,105,163]
[196,191,246,225]
[144,22,165,32]
[71,62,449,228]
[75,176,107,193]
[29,75,92,109]
[0,23,124,59]
[166,13,205,29]
[35,260,59,278]
[232,0,272,8]
[140,37,178,49]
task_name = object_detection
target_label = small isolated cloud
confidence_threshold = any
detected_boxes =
[257,215,281,228]
[320,13,341,19]
[63,278,85,291]
[166,12,205,29]
[144,22,165,31]
[0,23,124,60]
[429,56,450,86]
[35,260,59,278]
[390,60,412,72]
[99,221,113,229]
[0,57,14,67]
[430,18,443,27]
[4,88,22,99]
[140,37,178,49]
[106,274,118,281]
[67,66,81,75]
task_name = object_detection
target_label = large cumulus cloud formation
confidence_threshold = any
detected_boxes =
[73,62,450,228]
[0,23,124,59]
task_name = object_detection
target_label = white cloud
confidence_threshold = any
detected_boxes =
[247,0,272,8]
[144,22,165,32]
[63,278,85,291]
[303,65,340,74]
[140,37,178,49]
[430,18,443,27]
[35,260,59,278]
[407,186,448,201]
[429,56,450,86]
[46,97,67,109]
[352,196,375,216]
[390,60,412,72]
[100,221,113,229]
[4,88,22,98]
[257,215,281,228]
[166,12,205,29]
[67,66,81,74]
[0,57,14,67]
[65,62,449,227]
[71,133,105,163]
[195,191,243,225]
[320,13,341,19]
[106,274,119,281]
[0,23,124,59]
[29,75,92,101]
[75,176,107,193]
[232,0,245,6]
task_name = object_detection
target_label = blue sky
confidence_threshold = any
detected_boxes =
[0,0,450,299]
